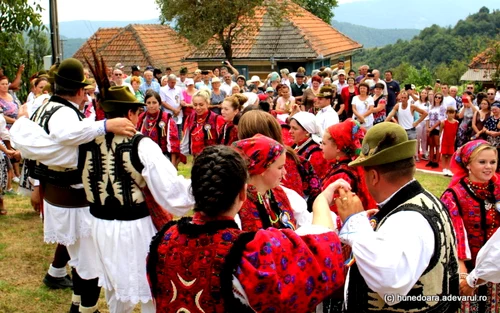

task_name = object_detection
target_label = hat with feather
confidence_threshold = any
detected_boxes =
[84,47,143,113]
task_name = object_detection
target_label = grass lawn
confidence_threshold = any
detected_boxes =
[0,170,450,312]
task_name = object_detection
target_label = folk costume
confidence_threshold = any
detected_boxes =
[181,110,224,156]
[218,120,239,146]
[441,140,500,312]
[291,112,329,180]
[81,54,195,313]
[323,119,377,216]
[340,122,459,313]
[147,211,345,313]
[137,109,180,159]
[11,58,105,313]
[230,135,296,231]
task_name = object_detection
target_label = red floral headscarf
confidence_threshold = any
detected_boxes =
[232,134,285,175]
[327,118,365,157]
[449,140,499,188]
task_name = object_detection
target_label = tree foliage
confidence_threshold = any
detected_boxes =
[485,41,500,88]
[294,0,338,24]
[0,0,46,99]
[156,0,327,62]
[355,7,500,85]
[0,0,44,34]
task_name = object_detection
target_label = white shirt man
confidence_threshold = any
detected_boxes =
[314,88,339,136]
[441,84,457,110]
[160,74,184,125]
[332,70,348,95]
[372,70,388,96]
[221,73,238,96]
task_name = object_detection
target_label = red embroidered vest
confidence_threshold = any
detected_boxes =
[448,180,500,267]
[138,111,172,154]
[239,186,297,232]
[185,111,220,155]
[149,216,243,313]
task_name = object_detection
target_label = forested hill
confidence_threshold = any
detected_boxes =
[355,7,500,71]
[331,21,420,48]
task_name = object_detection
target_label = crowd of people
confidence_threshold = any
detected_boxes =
[1,54,500,313]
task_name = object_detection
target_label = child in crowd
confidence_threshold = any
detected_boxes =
[440,107,459,176]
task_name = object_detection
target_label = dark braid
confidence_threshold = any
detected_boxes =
[191,145,248,217]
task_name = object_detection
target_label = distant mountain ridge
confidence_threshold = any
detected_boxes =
[57,19,421,58]
[331,21,420,48]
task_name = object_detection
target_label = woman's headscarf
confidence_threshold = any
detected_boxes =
[327,118,365,157]
[290,112,321,144]
[232,134,285,175]
[449,140,498,188]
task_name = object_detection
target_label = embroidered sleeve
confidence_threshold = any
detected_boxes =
[441,190,470,260]
[236,228,344,312]
[167,116,180,154]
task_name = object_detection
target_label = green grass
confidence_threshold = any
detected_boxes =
[415,171,451,197]
[0,171,449,312]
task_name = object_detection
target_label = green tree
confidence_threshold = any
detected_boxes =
[485,41,500,88]
[293,0,338,24]
[0,0,45,99]
[156,0,325,62]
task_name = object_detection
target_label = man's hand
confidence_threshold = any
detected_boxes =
[322,178,351,205]
[106,118,136,137]
[459,278,475,296]
[335,188,365,222]
[31,186,41,213]
[18,64,25,73]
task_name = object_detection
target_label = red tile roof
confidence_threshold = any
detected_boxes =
[73,24,198,74]
[188,2,362,60]
[469,46,496,69]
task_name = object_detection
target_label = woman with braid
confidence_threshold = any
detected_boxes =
[148,144,350,312]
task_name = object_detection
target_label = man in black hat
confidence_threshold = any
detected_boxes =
[177,66,188,90]
[291,72,308,106]
[125,65,144,84]
[12,58,137,313]
[195,70,212,90]
[78,84,194,313]
[315,86,339,135]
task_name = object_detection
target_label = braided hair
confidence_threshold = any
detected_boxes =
[191,145,248,216]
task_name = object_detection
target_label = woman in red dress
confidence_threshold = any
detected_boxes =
[321,118,377,215]
[219,94,246,146]
[180,90,225,157]
[238,110,322,211]
[233,134,299,232]
[289,111,329,180]
[137,90,180,165]
[441,140,500,312]
[147,145,347,313]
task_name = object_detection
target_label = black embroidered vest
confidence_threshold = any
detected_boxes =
[80,132,149,221]
[28,95,85,186]
[345,181,460,313]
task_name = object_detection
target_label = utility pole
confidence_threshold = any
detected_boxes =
[49,0,61,64]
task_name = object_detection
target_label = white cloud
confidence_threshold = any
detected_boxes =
[40,0,161,24]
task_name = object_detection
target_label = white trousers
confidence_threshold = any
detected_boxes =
[105,289,155,313]
[416,123,428,156]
